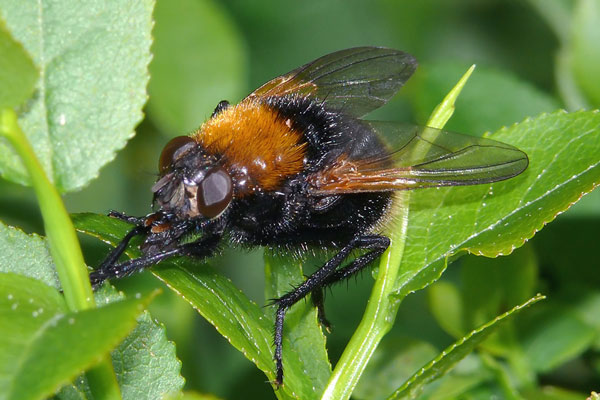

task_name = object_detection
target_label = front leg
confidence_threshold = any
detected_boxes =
[90,233,222,288]
[272,234,390,385]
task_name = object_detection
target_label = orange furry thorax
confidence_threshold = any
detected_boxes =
[193,100,307,194]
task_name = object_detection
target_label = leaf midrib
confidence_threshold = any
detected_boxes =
[35,0,53,181]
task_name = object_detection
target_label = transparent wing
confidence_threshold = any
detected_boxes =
[308,122,529,195]
[246,47,417,118]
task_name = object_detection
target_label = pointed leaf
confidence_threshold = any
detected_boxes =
[0,0,153,192]
[396,111,600,297]
[411,63,559,135]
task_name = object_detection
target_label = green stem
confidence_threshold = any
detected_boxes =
[321,66,476,400]
[322,198,409,400]
[0,109,121,400]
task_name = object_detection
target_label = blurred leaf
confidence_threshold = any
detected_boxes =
[571,291,600,333]
[410,63,560,134]
[0,0,153,192]
[353,338,438,400]
[0,272,156,400]
[532,217,600,292]
[148,0,246,134]
[522,386,590,400]
[0,17,37,109]
[520,303,597,372]
[571,0,600,106]
[395,110,600,297]
[526,0,574,43]
[389,295,544,400]
[461,246,538,329]
[428,281,464,339]
[166,392,223,400]
[73,213,319,400]
[264,254,332,395]
[555,46,592,111]
[0,222,59,287]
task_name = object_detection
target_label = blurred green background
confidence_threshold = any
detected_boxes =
[2,0,599,398]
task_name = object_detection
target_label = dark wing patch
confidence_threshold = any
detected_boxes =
[246,47,417,118]
[308,122,529,195]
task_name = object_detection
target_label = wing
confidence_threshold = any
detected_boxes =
[246,47,417,118]
[307,122,529,195]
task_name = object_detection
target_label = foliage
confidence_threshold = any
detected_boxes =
[1,1,599,399]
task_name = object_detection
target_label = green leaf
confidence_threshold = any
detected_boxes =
[461,245,538,330]
[0,272,156,400]
[410,63,560,135]
[148,0,246,134]
[520,302,597,372]
[389,295,545,400]
[526,0,574,43]
[0,0,154,192]
[396,110,600,298]
[521,386,590,400]
[555,46,592,111]
[427,281,464,339]
[100,286,185,400]
[572,0,600,106]
[264,254,332,396]
[0,222,58,287]
[0,16,38,109]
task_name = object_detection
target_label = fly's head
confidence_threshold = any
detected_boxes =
[152,136,234,221]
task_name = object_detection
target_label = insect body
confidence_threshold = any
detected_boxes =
[91,47,528,385]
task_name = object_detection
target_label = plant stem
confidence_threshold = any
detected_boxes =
[322,198,409,400]
[0,109,122,400]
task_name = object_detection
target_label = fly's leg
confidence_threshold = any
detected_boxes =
[90,247,181,288]
[311,288,331,332]
[272,234,390,385]
[95,225,150,277]
[107,210,146,225]
[90,234,221,288]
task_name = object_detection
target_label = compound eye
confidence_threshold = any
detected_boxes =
[197,167,233,218]
[158,136,196,174]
